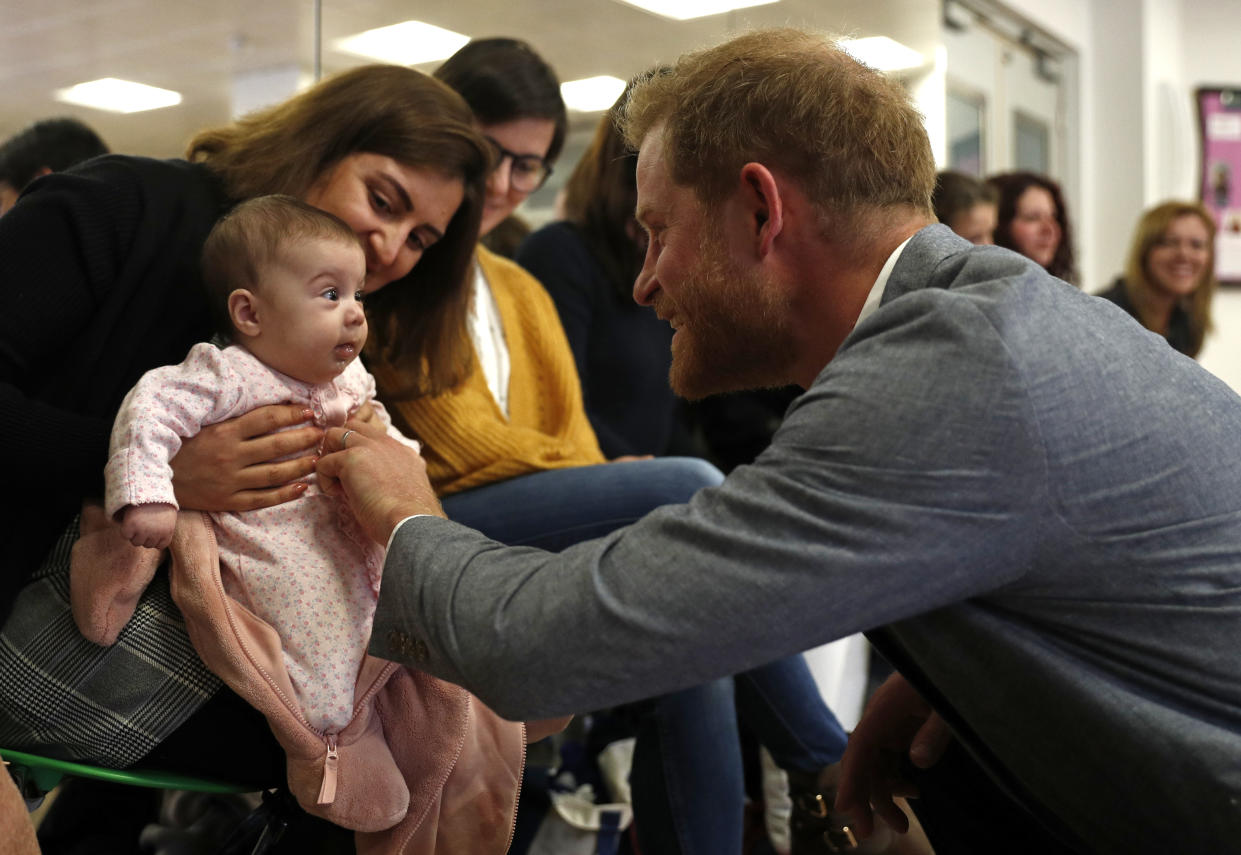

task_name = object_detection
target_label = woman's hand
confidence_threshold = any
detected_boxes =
[171,404,323,512]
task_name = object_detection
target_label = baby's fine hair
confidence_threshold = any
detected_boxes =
[201,194,361,341]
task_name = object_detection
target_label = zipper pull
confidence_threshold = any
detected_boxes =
[317,734,339,805]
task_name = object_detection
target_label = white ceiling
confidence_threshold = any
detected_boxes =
[0,0,940,158]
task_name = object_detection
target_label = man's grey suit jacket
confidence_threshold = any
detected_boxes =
[373,225,1241,853]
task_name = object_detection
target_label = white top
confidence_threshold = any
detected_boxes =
[466,263,511,417]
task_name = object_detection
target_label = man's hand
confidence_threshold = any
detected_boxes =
[171,404,323,512]
[120,503,178,549]
[317,419,444,545]
[835,672,953,840]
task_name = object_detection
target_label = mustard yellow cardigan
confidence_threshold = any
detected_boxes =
[374,247,605,496]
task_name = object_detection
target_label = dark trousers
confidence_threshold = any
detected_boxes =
[906,742,1087,855]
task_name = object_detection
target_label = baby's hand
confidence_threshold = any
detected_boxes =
[121,503,178,549]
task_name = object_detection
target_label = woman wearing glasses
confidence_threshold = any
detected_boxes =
[1098,200,1218,358]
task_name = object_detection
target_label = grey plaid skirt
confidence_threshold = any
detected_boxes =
[0,515,220,767]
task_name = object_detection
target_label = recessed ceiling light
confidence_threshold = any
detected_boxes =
[332,20,470,66]
[561,76,627,113]
[839,36,925,72]
[611,0,779,22]
[54,78,182,114]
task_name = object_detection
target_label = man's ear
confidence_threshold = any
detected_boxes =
[228,289,262,338]
[738,162,784,257]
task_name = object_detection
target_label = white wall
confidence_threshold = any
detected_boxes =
[1177,0,1241,389]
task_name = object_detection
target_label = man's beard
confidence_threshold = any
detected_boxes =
[667,236,794,400]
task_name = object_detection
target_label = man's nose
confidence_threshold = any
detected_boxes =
[633,268,657,306]
[633,241,659,306]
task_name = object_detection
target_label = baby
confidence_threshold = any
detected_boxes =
[105,195,409,733]
[98,195,541,844]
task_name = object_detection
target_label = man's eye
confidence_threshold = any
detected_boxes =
[370,191,391,213]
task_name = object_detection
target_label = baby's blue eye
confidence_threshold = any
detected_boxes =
[323,287,339,301]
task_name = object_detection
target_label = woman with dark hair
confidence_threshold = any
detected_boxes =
[1098,200,1218,358]
[987,170,1077,283]
[0,64,490,851]
[374,37,640,529]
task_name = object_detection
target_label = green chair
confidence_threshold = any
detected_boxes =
[2,748,292,854]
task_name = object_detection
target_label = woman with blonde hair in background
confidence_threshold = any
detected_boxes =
[1099,201,1218,358]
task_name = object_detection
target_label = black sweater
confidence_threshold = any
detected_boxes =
[516,221,686,458]
[0,156,231,622]
[1097,276,1196,356]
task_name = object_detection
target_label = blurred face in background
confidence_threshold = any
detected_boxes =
[1009,186,1061,267]
[949,202,998,245]
[479,118,556,237]
[1146,213,1211,300]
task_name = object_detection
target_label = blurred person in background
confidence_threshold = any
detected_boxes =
[1098,200,1217,358]
[0,117,108,215]
[931,170,997,245]
[987,170,1076,283]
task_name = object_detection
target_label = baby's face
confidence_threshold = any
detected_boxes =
[247,238,369,385]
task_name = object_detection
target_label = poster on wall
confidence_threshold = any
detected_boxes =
[1197,87,1241,284]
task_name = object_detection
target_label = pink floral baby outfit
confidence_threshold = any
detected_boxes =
[104,342,419,732]
[90,342,531,850]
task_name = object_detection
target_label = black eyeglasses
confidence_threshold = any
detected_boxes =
[485,136,553,193]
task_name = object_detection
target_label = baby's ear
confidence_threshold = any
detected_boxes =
[228,289,262,338]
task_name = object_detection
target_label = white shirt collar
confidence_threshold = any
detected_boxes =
[854,235,913,328]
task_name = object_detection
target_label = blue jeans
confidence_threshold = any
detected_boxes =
[442,458,848,855]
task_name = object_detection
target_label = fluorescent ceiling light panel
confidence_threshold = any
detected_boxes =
[612,0,779,21]
[561,75,627,112]
[839,36,925,72]
[333,20,469,65]
[54,78,181,113]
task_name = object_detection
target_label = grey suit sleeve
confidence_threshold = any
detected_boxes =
[371,292,1047,720]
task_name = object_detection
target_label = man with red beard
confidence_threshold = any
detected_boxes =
[318,28,1241,855]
